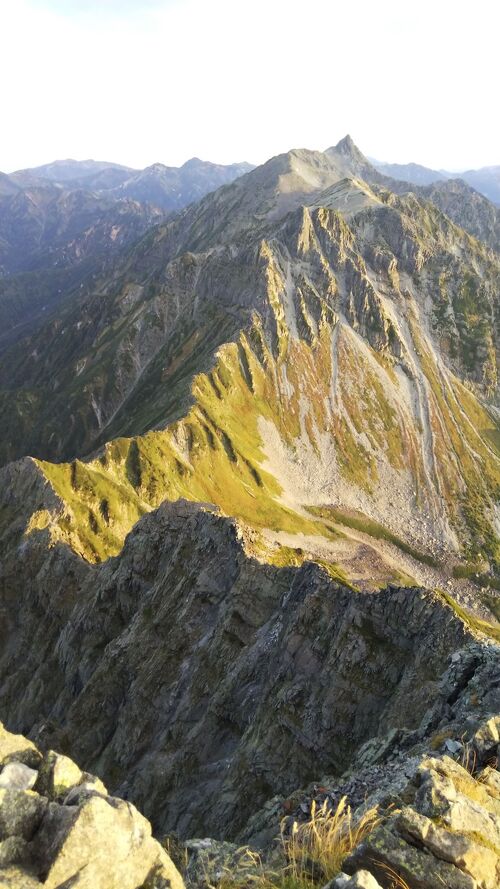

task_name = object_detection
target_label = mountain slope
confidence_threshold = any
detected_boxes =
[325,141,500,255]
[0,139,499,860]
[110,157,254,211]
[413,178,500,253]
[373,157,500,205]
[0,149,498,588]
[461,164,500,205]
[0,184,162,276]
[0,156,255,347]
[0,184,163,351]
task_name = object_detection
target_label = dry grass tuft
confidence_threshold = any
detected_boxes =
[212,798,380,889]
[282,797,380,885]
[460,739,478,776]
[372,860,412,888]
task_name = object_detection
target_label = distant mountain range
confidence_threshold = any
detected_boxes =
[0,155,254,345]
[8,156,254,212]
[373,158,500,204]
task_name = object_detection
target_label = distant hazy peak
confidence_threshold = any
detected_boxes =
[325,134,370,163]
[0,171,20,195]
[330,133,367,160]
[13,158,136,181]
[373,159,448,187]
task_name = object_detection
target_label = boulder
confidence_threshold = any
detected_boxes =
[0,722,41,769]
[472,716,500,762]
[346,872,384,888]
[344,823,478,889]
[416,771,500,849]
[328,873,383,889]
[0,866,40,887]
[0,835,32,867]
[0,762,38,791]
[34,793,184,889]
[35,749,83,800]
[0,789,47,841]
[341,748,500,889]
[396,806,498,888]
[63,779,108,806]
[481,766,500,795]
[0,723,184,888]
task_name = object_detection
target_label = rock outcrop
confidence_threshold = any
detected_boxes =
[0,722,183,889]
[341,746,500,888]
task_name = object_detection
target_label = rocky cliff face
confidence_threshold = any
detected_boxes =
[0,495,498,843]
[1,684,499,888]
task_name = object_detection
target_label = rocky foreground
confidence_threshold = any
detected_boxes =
[0,721,183,888]
[0,633,498,887]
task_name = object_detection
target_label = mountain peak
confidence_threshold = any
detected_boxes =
[181,156,205,168]
[336,133,356,150]
[331,134,368,163]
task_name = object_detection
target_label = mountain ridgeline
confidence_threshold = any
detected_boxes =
[0,135,499,889]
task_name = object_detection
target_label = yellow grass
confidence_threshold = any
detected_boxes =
[213,797,380,889]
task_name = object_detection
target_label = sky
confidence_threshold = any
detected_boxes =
[1,0,499,173]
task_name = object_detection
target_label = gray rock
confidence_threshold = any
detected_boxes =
[0,722,41,770]
[0,835,32,867]
[0,789,47,841]
[63,779,107,806]
[34,793,184,889]
[0,763,38,791]
[0,866,40,888]
[472,715,500,762]
[35,749,83,800]
[184,837,260,889]
[346,872,383,889]
[329,873,350,888]
[396,806,498,888]
[344,823,477,889]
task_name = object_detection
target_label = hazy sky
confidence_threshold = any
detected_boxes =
[2,0,499,172]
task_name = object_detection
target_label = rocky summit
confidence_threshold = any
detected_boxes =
[0,133,499,888]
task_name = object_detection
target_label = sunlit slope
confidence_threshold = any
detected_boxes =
[28,200,499,574]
